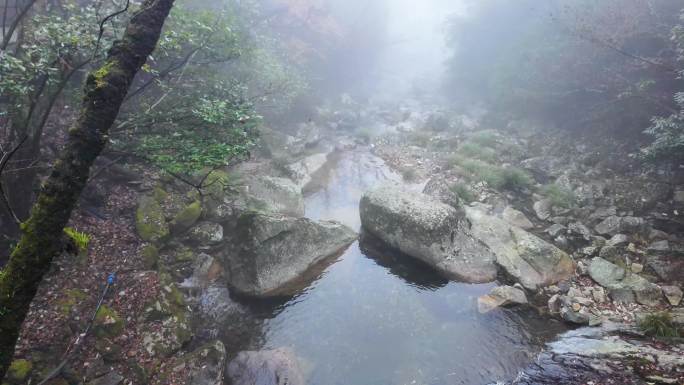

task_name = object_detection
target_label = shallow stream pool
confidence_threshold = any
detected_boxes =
[230,150,566,385]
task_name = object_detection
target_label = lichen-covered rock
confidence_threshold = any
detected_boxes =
[226,348,305,385]
[222,212,356,297]
[170,200,202,234]
[533,199,552,221]
[465,204,575,290]
[187,221,224,246]
[135,196,169,243]
[594,215,645,236]
[422,177,462,208]
[360,184,498,283]
[247,176,305,217]
[142,311,192,357]
[588,257,625,287]
[183,340,227,385]
[93,305,124,339]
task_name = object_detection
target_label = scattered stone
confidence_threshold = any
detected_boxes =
[661,286,683,306]
[588,257,625,287]
[87,371,124,385]
[630,263,643,274]
[502,206,534,229]
[360,185,498,283]
[568,222,593,241]
[533,199,552,221]
[226,348,305,385]
[594,215,645,236]
[591,287,607,303]
[548,294,562,314]
[606,234,629,247]
[598,245,620,261]
[477,285,528,313]
[674,189,684,204]
[648,239,670,253]
[545,224,566,238]
[223,212,357,297]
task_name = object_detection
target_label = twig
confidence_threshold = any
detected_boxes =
[0,135,28,224]
[92,0,130,58]
[0,0,37,50]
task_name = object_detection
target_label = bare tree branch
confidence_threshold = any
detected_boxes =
[0,0,37,50]
[0,135,28,224]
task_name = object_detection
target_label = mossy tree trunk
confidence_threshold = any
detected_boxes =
[0,0,175,377]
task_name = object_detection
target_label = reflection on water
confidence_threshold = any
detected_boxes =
[230,150,566,385]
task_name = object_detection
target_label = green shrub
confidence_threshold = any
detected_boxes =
[541,184,576,208]
[457,141,497,163]
[407,131,432,147]
[451,182,476,203]
[449,155,532,191]
[639,312,680,338]
[498,167,534,191]
[468,130,499,147]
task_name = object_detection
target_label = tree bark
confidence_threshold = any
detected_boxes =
[0,0,175,377]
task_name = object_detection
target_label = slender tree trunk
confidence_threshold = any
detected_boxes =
[0,0,175,377]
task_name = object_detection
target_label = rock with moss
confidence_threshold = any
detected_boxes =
[6,359,32,384]
[222,212,356,297]
[170,201,202,234]
[182,340,227,385]
[140,244,159,270]
[94,305,124,339]
[136,195,170,244]
[142,311,192,357]
[57,288,88,316]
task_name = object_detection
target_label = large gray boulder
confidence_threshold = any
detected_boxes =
[247,176,305,217]
[285,153,329,191]
[222,213,356,297]
[465,204,575,290]
[226,348,305,385]
[359,184,498,283]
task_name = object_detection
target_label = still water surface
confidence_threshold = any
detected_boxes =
[236,150,565,385]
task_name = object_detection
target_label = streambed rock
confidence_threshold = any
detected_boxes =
[477,285,528,313]
[226,348,305,385]
[465,204,575,290]
[286,153,330,191]
[246,176,305,217]
[221,212,356,297]
[588,257,662,306]
[359,184,498,283]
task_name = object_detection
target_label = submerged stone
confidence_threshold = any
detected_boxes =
[226,348,305,385]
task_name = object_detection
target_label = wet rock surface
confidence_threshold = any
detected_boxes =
[226,348,305,385]
[221,212,357,297]
[360,184,498,282]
